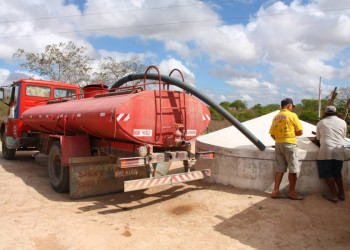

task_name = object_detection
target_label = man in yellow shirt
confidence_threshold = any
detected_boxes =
[269,98,304,200]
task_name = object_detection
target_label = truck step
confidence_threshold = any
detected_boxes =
[124,169,211,192]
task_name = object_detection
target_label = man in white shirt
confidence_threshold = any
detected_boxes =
[316,105,347,203]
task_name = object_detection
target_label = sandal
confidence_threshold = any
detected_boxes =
[337,194,345,201]
[322,193,338,203]
[288,194,304,200]
[271,195,288,199]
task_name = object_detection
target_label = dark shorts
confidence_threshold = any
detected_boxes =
[317,160,343,179]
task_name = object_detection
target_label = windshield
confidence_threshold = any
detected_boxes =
[26,85,51,98]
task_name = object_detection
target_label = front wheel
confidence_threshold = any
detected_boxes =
[2,134,16,160]
[48,142,69,193]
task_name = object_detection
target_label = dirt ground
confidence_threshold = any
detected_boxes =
[1,147,350,250]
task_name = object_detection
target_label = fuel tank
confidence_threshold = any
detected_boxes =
[20,90,211,146]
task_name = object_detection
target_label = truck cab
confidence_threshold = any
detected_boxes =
[0,79,80,159]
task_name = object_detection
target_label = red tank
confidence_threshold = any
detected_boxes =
[20,89,211,146]
[82,82,108,98]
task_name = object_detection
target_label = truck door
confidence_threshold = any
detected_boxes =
[9,84,20,119]
[4,83,22,140]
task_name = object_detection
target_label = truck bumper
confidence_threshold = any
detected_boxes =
[124,169,211,192]
[4,136,40,150]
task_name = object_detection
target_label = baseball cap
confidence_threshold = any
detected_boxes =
[281,98,295,108]
[325,105,336,113]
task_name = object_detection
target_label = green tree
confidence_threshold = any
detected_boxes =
[326,86,350,107]
[299,110,319,124]
[219,101,231,111]
[13,41,91,86]
[299,99,328,122]
[251,103,262,112]
[325,87,350,137]
[251,103,269,116]
[263,104,280,112]
[230,99,247,110]
[301,99,319,111]
[234,109,256,122]
[208,106,223,120]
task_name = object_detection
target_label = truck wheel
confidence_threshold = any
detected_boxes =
[2,134,16,160]
[48,142,69,193]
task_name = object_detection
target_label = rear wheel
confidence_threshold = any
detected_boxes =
[2,134,16,160]
[48,142,69,193]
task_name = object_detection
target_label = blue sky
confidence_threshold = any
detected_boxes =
[0,0,349,107]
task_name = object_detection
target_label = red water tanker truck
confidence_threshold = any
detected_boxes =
[0,67,265,198]
[0,68,214,198]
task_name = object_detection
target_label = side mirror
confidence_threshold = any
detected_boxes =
[0,88,4,101]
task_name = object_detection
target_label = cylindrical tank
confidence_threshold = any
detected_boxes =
[83,83,109,98]
[20,90,211,146]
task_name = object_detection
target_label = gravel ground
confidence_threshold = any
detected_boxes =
[0,149,350,250]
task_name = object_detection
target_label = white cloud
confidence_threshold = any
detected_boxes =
[199,25,257,64]
[241,94,253,102]
[164,40,198,59]
[0,0,349,106]
[248,0,350,87]
[224,77,281,106]
[209,65,260,80]
[158,57,196,86]
[0,0,94,60]
[211,0,348,104]
[219,94,226,101]
[227,77,260,88]
[226,77,278,94]
[80,0,256,64]
[0,69,41,86]
[98,49,156,62]
[0,69,10,85]
[81,0,221,40]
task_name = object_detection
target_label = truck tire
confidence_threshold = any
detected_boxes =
[48,142,69,193]
[2,134,16,160]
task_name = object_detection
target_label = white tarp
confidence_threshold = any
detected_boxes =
[197,110,319,148]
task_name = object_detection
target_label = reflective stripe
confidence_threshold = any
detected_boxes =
[116,113,130,121]
[202,115,211,121]
[124,169,211,192]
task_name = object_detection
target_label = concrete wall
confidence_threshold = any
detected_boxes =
[195,138,350,194]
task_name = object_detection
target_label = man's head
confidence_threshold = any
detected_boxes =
[325,105,337,116]
[281,98,295,110]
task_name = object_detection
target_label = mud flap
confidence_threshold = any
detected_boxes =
[69,156,147,199]
[153,162,171,177]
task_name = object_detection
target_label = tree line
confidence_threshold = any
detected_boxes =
[209,88,350,137]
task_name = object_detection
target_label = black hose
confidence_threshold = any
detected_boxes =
[111,73,266,151]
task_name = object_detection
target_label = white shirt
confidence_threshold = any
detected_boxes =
[316,115,347,160]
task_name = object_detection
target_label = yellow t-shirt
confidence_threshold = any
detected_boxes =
[269,109,303,144]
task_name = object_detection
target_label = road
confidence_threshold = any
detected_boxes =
[0,149,349,249]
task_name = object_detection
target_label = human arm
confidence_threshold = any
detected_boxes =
[293,115,303,137]
[342,120,347,138]
[269,120,276,141]
[316,123,321,140]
